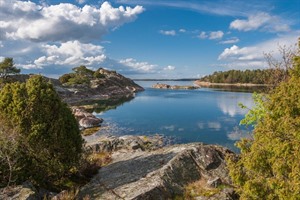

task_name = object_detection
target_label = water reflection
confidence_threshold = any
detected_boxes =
[217,92,254,117]
[227,127,252,141]
[88,86,254,152]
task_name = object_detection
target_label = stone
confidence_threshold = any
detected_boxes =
[79,143,235,200]
[85,135,165,153]
[207,177,222,188]
[0,181,38,200]
[79,116,103,128]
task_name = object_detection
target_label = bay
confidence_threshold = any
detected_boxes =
[88,81,254,152]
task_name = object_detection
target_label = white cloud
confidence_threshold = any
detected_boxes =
[198,31,224,40]
[119,58,157,72]
[164,65,175,70]
[218,32,299,69]
[0,1,144,42]
[209,31,224,40]
[33,40,106,67]
[198,31,207,39]
[230,12,289,32]
[179,29,186,33]
[159,30,176,36]
[219,37,239,44]
[77,0,86,4]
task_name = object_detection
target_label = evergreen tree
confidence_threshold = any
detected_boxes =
[0,58,20,78]
[227,40,300,199]
[0,75,83,187]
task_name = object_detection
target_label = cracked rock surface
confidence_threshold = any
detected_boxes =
[79,143,235,200]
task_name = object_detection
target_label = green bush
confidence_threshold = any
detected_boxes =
[227,41,300,199]
[0,75,83,187]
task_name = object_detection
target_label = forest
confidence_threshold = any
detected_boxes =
[199,69,285,84]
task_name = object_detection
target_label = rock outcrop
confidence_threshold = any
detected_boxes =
[79,142,236,199]
[86,135,166,153]
[72,107,103,129]
[59,68,144,104]
[152,83,199,90]
[0,181,38,200]
[2,69,144,105]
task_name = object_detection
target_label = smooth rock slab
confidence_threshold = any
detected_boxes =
[79,143,234,200]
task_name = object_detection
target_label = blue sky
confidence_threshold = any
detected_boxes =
[0,0,299,78]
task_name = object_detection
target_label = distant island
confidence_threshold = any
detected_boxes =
[152,83,199,90]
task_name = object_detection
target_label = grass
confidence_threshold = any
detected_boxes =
[81,127,100,136]
[182,179,231,199]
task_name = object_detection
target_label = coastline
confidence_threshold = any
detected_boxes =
[194,80,270,87]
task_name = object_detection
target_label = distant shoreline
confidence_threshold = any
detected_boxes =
[133,78,198,81]
[194,81,270,87]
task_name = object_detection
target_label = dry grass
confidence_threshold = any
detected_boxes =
[81,127,100,136]
[183,179,224,199]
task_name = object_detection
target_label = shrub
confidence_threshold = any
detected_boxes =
[227,40,300,199]
[0,75,83,187]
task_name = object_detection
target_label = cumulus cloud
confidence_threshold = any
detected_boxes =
[230,12,289,32]
[209,31,224,40]
[77,0,87,4]
[219,37,239,44]
[0,1,144,42]
[198,31,208,39]
[164,65,176,70]
[218,32,299,69]
[33,40,106,67]
[119,58,157,72]
[179,29,186,33]
[198,31,224,40]
[159,30,176,36]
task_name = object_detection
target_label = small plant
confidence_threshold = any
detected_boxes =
[81,127,101,136]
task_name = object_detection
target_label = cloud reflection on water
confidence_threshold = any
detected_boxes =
[217,93,254,117]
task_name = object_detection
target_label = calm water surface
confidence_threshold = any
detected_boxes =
[89,81,254,151]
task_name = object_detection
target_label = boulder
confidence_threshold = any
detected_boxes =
[72,108,94,120]
[79,116,103,128]
[0,181,38,200]
[79,143,235,199]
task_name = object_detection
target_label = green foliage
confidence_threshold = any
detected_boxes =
[58,66,105,85]
[227,42,300,199]
[72,65,94,76]
[200,69,283,85]
[0,119,21,187]
[0,57,21,78]
[0,75,83,187]
[93,70,106,78]
[239,93,267,128]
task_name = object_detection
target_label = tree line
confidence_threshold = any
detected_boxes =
[199,69,285,85]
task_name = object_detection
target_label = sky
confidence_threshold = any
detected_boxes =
[0,0,299,79]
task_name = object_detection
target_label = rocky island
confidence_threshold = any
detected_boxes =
[152,83,199,90]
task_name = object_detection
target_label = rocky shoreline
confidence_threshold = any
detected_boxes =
[194,80,269,87]
[152,83,199,90]
[0,135,238,200]
[0,72,239,199]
